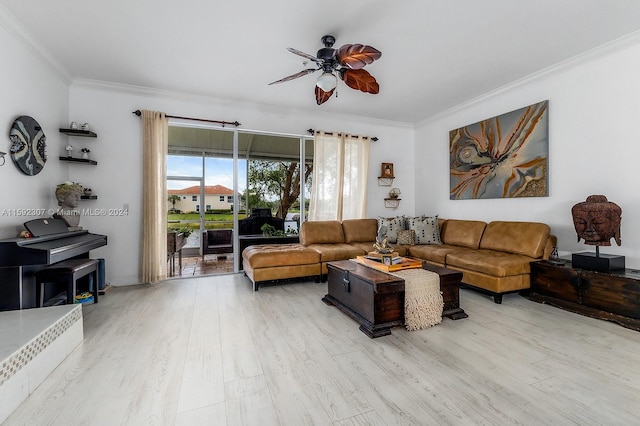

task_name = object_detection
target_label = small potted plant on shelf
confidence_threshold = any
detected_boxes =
[81,148,90,159]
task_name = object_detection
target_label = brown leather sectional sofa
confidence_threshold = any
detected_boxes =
[243,218,556,302]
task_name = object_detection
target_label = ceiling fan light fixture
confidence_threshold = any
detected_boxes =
[271,36,381,104]
[316,72,337,92]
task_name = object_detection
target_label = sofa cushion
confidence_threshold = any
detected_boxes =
[480,221,551,259]
[342,219,378,243]
[446,249,534,277]
[300,220,344,245]
[407,216,442,245]
[409,244,473,265]
[348,241,376,253]
[377,216,405,243]
[441,219,486,249]
[306,243,365,262]
[242,244,320,268]
[391,245,410,256]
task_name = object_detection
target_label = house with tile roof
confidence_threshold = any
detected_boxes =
[168,185,235,212]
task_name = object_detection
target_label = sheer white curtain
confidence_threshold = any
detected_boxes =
[309,131,370,221]
[140,110,168,283]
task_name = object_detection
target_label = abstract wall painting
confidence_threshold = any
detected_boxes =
[449,100,549,200]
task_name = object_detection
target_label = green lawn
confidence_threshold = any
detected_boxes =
[168,213,247,221]
[167,211,302,232]
[168,212,247,231]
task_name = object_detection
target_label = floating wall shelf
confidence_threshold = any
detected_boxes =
[377,177,395,186]
[384,198,401,209]
[59,156,97,165]
[59,128,97,137]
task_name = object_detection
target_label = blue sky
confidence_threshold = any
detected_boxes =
[167,155,247,192]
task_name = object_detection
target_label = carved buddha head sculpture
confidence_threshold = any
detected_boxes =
[571,195,621,246]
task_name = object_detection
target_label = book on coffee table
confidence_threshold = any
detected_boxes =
[354,255,423,272]
[366,251,400,259]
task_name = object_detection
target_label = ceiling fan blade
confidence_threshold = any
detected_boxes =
[336,44,382,70]
[287,47,320,63]
[315,86,335,105]
[269,68,318,85]
[340,69,380,94]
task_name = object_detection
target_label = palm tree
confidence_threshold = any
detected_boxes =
[168,194,181,212]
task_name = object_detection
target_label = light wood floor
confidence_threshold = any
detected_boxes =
[6,274,640,425]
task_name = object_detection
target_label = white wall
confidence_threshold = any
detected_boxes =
[0,16,69,238]
[69,82,415,285]
[415,38,640,268]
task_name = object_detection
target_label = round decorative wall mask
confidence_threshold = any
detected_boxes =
[9,115,47,176]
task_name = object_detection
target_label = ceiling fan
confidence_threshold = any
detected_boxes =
[269,35,382,105]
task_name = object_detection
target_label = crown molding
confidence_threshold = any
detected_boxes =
[71,78,415,131]
[0,4,72,85]
[417,29,640,127]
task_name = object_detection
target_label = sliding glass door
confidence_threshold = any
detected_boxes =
[166,123,313,277]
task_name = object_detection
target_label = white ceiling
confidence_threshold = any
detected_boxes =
[3,0,640,124]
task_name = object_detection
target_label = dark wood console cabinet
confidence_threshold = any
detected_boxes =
[529,260,640,331]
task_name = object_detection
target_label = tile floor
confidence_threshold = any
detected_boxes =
[169,253,235,277]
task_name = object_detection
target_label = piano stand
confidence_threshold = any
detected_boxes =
[36,259,99,306]
[0,228,107,310]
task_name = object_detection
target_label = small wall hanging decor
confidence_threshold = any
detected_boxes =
[381,162,394,178]
[449,100,549,200]
[9,115,47,175]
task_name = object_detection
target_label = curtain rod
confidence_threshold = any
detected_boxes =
[307,128,378,142]
[132,110,240,127]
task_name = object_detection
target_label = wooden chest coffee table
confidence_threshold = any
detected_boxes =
[323,260,467,338]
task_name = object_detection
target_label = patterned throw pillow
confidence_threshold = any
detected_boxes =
[397,229,416,245]
[408,216,442,245]
[377,216,404,244]
[404,216,425,232]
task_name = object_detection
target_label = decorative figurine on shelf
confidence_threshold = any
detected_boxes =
[65,144,73,157]
[546,246,564,266]
[81,148,90,159]
[81,123,90,131]
[571,195,622,247]
[381,162,394,178]
[53,181,84,230]
[388,188,401,199]
[373,225,394,254]
[70,121,78,129]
